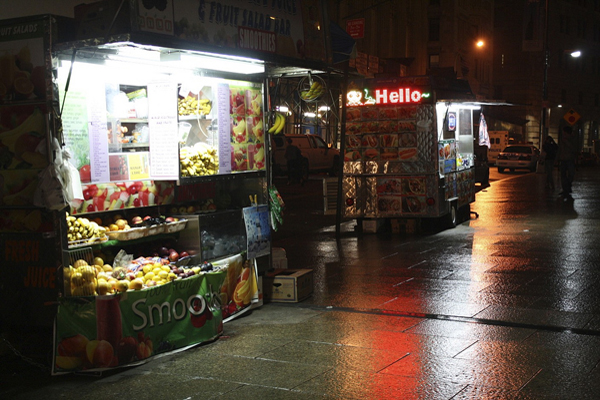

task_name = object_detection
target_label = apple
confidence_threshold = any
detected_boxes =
[131,216,143,225]
[165,217,175,223]
[143,215,152,221]
[169,251,179,262]
[180,251,189,258]
[159,247,170,257]
[117,336,137,364]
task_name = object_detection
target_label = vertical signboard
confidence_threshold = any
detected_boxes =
[148,82,179,180]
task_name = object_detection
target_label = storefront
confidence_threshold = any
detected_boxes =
[0,0,337,375]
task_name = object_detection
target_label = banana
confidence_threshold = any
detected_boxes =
[268,113,279,134]
[274,113,285,134]
[268,112,282,134]
[300,81,324,101]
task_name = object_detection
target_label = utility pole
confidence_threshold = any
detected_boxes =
[540,0,549,145]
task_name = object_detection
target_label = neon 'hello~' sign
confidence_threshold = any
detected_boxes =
[347,87,429,106]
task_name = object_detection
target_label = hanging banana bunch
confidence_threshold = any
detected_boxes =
[300,80,325,101]
[267,112,286,135]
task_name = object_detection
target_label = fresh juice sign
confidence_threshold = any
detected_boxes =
[347,86,429,107]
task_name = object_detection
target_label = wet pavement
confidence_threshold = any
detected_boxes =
[3,166,600,399]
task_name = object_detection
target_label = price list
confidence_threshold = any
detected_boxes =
[86,82,110,182]
[217,83,232,174]
[148,82,179,180]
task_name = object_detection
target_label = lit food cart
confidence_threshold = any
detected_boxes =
[341,75,479,231]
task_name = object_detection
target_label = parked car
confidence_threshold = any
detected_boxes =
[496,144,540,173]
[272,134,340,177]
[577,151,599,166]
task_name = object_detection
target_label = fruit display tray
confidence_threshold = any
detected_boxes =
[146,224,163,236]
[107,227,147,241]
[68,236,108,249]
[164,219,187,234]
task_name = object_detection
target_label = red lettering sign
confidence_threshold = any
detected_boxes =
[346,18,365,39]
[347,87,423,106]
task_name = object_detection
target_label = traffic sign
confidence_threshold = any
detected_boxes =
[563,109,580,125]
[346,18,365,39]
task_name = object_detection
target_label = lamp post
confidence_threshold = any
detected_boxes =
[540,0,549,146]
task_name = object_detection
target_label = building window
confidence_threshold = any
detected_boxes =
[560,15,571,35]
[494,85,503,99]
[429,54,440,68]
[577,19,587,39]
[561,89,567,104]
[428,18,440,42]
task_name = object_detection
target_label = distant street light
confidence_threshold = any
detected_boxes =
[570,50,581,58]
[476,40,485,48]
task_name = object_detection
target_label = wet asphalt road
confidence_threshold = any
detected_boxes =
[3,166,600,399]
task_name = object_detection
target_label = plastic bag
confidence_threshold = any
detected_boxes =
[34,139,68,210]
[60,146,83,204]
[34,139,84,210]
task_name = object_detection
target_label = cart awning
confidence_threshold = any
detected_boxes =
[330,21,356,65]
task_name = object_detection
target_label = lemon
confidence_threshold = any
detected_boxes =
[129,278,144,290]
[115,280,129,292]
[144,272,155,281]
[142,264,153,274]
[71,272,83,286]
[96,280,110,295]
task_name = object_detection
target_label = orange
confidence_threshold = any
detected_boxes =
[13,76,34,97]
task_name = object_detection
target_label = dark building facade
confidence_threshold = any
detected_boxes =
[330,0,600,151]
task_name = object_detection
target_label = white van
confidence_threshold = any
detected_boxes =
[488,131,509,164]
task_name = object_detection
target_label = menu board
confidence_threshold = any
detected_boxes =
[86,81,110,183]
[217,83,232,174]
[345,105,419,163]
[438,140,457,175]
[376,176,426,216]
[148,82,179,180]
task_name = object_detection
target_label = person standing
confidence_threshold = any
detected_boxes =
[284,138,304,185]
[542,135,558,189]
[557,126,578,197]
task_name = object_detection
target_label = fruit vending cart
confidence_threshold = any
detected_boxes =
[2,0,335,375]
[341,75,479,230]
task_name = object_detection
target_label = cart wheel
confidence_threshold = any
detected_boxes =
[445,203,458,228]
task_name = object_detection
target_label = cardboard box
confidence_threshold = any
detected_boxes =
[263,269,313,303]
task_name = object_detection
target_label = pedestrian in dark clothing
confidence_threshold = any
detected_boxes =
[557,126,578,197]
[542,135,558,189]
[285,138,304,185]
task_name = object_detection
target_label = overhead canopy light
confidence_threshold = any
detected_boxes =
[94,42,265,75]
[160,51,265,75]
